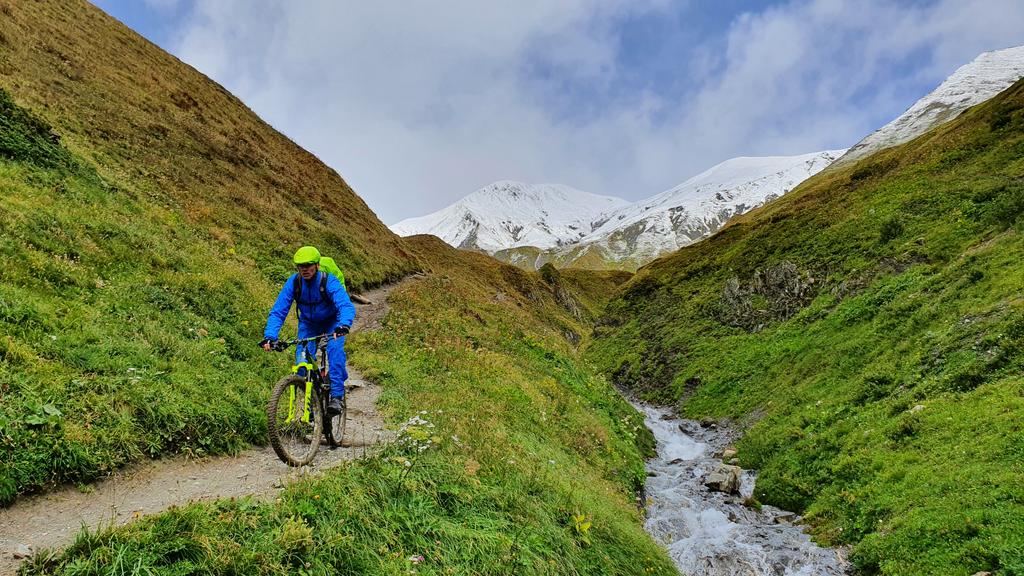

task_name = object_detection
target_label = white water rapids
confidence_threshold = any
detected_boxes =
[636,403,849,576]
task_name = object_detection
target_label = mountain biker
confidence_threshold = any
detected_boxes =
[260,246,355,414]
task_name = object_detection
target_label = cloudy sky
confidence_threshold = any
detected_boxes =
[92,0,1024,224]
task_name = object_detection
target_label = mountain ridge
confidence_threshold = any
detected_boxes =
[556,149,847,270]
[391,180,629,252]
[394,149,845,271]
[834,44,1024,167]
[0,0,416,289]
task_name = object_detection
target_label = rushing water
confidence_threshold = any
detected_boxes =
[636,403,849,576]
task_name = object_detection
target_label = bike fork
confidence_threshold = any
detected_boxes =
[287,381,313,423]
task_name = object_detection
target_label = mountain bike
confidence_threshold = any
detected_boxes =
[265,334,347,466]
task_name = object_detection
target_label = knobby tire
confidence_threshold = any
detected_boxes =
[326,394,347,448]
[267,374,323,466]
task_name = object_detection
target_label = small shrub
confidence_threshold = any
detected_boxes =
[989,101,1023,131]
[989,182,1024,228]
[539,262,559,284]
[275,516,314,555]
[948,368,986,393]
[754,471,814,513]
[879,216,904,244]
[886,413,920,442]
[855,374,899,404]
[850,159,897,182]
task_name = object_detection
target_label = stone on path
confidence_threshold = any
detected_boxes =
[12,543,32,559]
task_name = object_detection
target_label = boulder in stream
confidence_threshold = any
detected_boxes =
[677,421,698,435]
[704,464,742,494]
[774,512,798,524]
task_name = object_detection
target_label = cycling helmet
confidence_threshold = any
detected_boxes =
[293,246,321,265]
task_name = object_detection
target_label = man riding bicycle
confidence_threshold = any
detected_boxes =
[261,246,355,414]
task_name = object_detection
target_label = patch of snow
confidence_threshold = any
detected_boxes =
[390,181,629,252]
[836,44,1024,166]
[557,149,846,266]
[391,150,843,268]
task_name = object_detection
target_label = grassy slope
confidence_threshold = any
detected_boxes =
[0,1,416,503]
[23,235,675,575]
[1,5,672,571]
[588,80,1024,575]
[0,1,415,288]
[492,244,645,273]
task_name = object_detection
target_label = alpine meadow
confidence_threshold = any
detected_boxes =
[2,1,1024,576]
[1,2,674,574]
[589,79,1024,574]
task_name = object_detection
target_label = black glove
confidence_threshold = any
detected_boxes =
[333,326,350,338]
[259,337,276,349]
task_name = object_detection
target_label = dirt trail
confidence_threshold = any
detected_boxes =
[0,279,413,575]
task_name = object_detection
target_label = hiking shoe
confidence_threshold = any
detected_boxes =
[327,397,344,414]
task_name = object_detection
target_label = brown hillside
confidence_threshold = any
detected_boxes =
[0,0,416,288]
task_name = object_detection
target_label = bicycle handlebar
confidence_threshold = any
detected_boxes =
[264,334,333,352]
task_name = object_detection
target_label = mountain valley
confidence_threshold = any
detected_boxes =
[1,3,1023,575]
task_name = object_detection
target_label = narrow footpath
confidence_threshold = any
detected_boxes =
[0,279,413,575]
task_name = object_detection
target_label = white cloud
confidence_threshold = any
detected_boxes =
[167,0,1024,224]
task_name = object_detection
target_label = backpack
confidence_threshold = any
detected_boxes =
[291,258,345,319]
[317,257,346,287]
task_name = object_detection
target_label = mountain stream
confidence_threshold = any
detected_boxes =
[636,403,849,575]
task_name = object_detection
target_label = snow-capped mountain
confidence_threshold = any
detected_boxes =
[392,151,844,270]
[541,150,846,269]
[835,44,1024,166]
[390,181,630,253]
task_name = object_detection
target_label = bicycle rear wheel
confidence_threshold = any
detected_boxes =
[267,375,323,466]
[325,394,347,448]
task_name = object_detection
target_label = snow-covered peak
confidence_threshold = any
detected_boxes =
[392,151,845,270]
[837,44,1024,166]
[586,149,847,243]
[390,181,629,252]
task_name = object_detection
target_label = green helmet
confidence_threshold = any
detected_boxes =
[292,246,321,265]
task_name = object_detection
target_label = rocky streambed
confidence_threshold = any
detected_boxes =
[636,403,849,576]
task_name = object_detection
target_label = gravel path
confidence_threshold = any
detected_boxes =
[0,280,411,574]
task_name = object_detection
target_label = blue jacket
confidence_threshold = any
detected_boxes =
[263,271,356,339]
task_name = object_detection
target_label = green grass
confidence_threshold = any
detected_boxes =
[0,0,420,502]
[2,4,675,571]
[588,79,1024,575]
[0,1,418,292]
[0,88,301,502]
[22,236,675,575]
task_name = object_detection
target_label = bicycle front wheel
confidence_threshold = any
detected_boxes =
[267,375,323,466]
[325,394,347,448]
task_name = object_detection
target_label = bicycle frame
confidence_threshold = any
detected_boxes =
[266,333,348,465]
[278,335,331,424]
